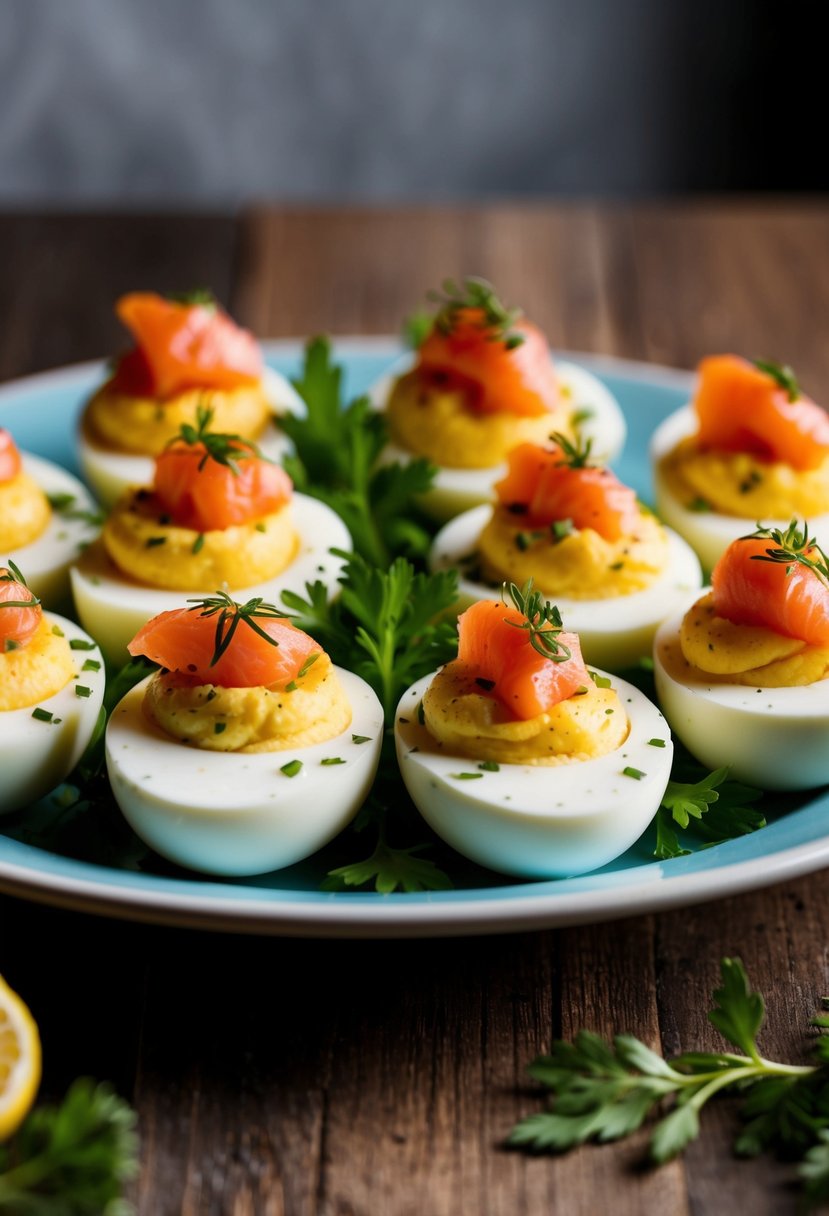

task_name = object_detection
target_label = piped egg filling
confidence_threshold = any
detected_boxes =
[83,381,273,457]
[0,617,76,711]
[421,663,629,766]
[0,471,51,551]
[143,651,352,753]
[386,369,572,469]
[477,508,668,599]
[100,489,298,591]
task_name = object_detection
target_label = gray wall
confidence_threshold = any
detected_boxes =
[0,0,788,205]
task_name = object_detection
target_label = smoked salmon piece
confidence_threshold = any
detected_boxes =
[712,534,829,646]
[128,603,322,688]
[110,293,263,398]
[695,355,829,471]
[153,441,292,532]
[0,569,42,649]
[456,598,590,719]
[417,310,559,417]
[0,430,22,483]
[494,442,642,542]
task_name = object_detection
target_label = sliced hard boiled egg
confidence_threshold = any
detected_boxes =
[1,614,106,817]
[5,453,101,608]
[654,598,829,790]
[370,354,626,520]
[106,668,383,876]
[395,671,672,878]
[430,504,703,670]
[650,406,829,573]
[78,367,303,508]
[70,493,349,667]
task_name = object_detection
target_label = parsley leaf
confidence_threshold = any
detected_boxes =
[654,766,765,855]
[322,834,452,894]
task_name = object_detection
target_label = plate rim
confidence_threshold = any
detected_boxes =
[4,340,827,938]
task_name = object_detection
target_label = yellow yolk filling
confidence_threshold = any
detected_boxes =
[0,472,51,550]
[660,437,829,518]
[83,382,272,456]
[421,663,628,765]
[0,618,76,711]
[677,592,829,687]
[386,370,573,469]
[144,652,351,752]
[477,508,667,599]
[98,490,298,591]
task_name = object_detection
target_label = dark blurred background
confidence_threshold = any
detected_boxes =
[0,0,819,205]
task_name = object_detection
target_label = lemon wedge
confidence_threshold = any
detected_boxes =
[0,974,41,1141]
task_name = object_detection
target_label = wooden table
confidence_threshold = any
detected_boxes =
[1,203,828,1215]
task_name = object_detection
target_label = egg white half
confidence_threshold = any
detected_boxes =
[394,671,672,878]
[106,668,384,875]
[78,366,304,508]
[1,613,106,817]
[429,505,703,671]
[650,405,829,573]
[5,453,101,609]
[654,598,829,790]
[70,493,351,668]
[370,355,627,521]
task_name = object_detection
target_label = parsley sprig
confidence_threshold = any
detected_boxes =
[426,277,525,349]
[753,358,800,401]
[186,591,284,666]
[654,766,765,859]
[282,337,436,566]
[746,519,829,584]
[502,580,572,663]
[511,958,829,1207]
[172,404,265,473]
[0,1078,138,1213]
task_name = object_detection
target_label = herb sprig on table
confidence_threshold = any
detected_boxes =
[0,1079,139,1214]
[511,958,829,1208]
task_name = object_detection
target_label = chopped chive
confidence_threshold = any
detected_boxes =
[352,734,371,744]
[192,533,205,555]
[589,670,612,688]
[604,708,614,714]
[280,759,302,777]
[82,658,101,672]
[639,656,655,672]
[4,639,19,652]
[688,497,711,513]
[321,757,345,766]
[609,561,624,571]
[47,492,76,511]
[515,531,531,551]
[75,685,92,698]
[551,518,574,542]
[145,536,167,548]
[571,407,595,426]
[214,722,226,734]
[51,624,65,637]
[647,738,666,748]
[622,766,646,780]
[284,680,298,692]
[255,522,267,533]
[451,772,484,780]
[478,760,500,771]
[297,653,319,678]
[573,685,589,695]
[69,639,96,651]
[31,707,53,722]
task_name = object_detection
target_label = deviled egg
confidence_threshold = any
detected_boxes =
[0,427,101,607]
[370,277,626,520]
[430,437,701,670]
[395,586,673,877]
[70,409,349,665]
[0,564,105,815]
[78,290,303,506]
[654,521,829,789]
[651,355,829,571]
[106,596,383,875]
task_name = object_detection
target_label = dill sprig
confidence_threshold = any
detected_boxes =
[502,579,572,663]
[549,430,596,469]
[172,403,268,474]
[0,560,41,609]
[753,358,800,401]
[166,287,217,309]
[746,519,829,584]
[186,590,285,665]
[426,277,525,349]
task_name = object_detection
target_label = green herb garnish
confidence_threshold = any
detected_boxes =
[192,534,205,555]
[280,759,302,778]
[145,536,166,548]
[173,403,267,474]
[623,766,645,780]
[426,276,525,349]
[82,659,101,672]
[31,707,53,722]
[753,358,800,401]
[321,757,346,766]
[75,685,92,698]
[69,639,96,651]
[0,560,40,609]
[186,591,284,667]
[214,722,226,734]
[746,519,829,584]
[351,734,371,745]
[478,760,500,772]
[549,430,595,469]
[501,580,572,663]
[167,287,216,307]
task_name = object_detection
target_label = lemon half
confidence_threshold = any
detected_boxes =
[0,974,41,1141]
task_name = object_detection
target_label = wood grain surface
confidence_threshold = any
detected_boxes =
[1,203,828,1215]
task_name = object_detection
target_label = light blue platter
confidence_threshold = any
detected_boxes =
[1,339,827,937]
